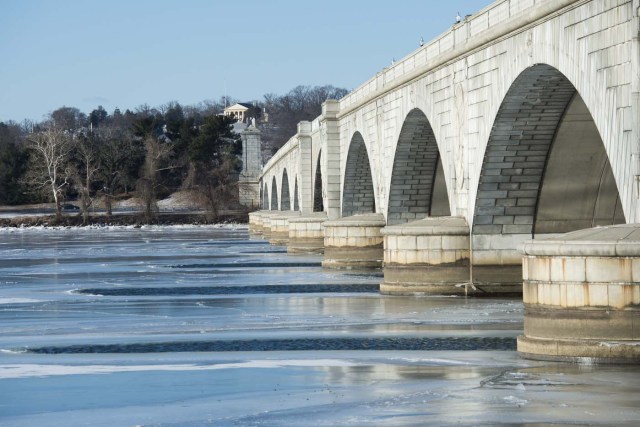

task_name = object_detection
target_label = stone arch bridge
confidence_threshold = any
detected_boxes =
[255,0,640,295]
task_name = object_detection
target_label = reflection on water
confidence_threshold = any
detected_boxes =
[0,225,639,427]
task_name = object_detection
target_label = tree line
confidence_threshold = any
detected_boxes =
[0,84,347,222]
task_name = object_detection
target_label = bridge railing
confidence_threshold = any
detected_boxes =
[262,133,300,177]
[339,0,564,112]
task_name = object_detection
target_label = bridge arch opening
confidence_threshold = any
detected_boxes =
[270,177,278,210]
[313,151,324,212]
[473,64,624,238]
[342,132,375,217]
[387,109,450,225]
[281,169,290,211]
[294,177,299,211]
[262,183,269,210]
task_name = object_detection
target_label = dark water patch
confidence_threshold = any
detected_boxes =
[198,240,268,246]
[75,284,380,296]
[170,262,322,269]
[339,271,384,278]
[241,249,288,254]
[25,337,516,354]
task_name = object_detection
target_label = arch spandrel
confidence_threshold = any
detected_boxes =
[468,34,634,224]
[472,63,625,239]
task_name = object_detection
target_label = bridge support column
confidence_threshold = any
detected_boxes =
[470,234,524,295]
[380,217,471,295]
[297,122,313,214]
[248,210,270,234]
[287,212,328,254]
[322,213,385,269]
[268,211,301,245]
[260,211,281,240]
[320,100,341,220]
[518,225,640,363]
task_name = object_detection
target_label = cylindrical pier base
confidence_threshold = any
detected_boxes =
[268,211,301,245]
[248,210,269,235]
[380,217,471,295]
[287,212,327,254]
[260,211,281,240]
[322,213,385,269]
[518,225,640,363]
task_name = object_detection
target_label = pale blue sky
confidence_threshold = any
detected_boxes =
[0,0,491,123]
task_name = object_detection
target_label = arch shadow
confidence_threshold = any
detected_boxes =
[281,169,290,211]
[473,64,624,237]
[314,151,324,212]
[262,182,269,210]
[293,177,299,211]
[342,132,375,217]
[270,177,278,210]
[387,108,450,225]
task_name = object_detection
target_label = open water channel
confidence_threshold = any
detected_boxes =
[0,225,638,426]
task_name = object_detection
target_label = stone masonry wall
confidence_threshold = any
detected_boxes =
[387,109,442,225]
[473,64,576,235]
[342,133,376,217]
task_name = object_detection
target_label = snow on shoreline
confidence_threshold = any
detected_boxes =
[0,223,248,233]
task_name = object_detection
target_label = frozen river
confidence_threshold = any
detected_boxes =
[0,225,638,426]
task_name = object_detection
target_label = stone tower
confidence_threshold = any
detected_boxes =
[238,125,262,208]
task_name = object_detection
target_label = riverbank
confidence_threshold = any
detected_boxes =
[0,211,249,228]
[0,191,251,227]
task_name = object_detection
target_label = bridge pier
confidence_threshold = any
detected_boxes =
[470,234,524,296]
[380,217,471,295]
[322,213,385,269]
[268,211,302,245]
[248,210,269,235]
[517,225,640,363]
[287,212,328,254]
[259,211,282,240]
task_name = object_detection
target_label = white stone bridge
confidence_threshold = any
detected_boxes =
[260,0,638,262]
[253,0,640,362]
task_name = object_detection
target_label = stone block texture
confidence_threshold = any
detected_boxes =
[342,133,376,217]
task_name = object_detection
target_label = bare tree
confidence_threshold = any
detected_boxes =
[25,126,72,221]
[50,106,86,131]
[261,85,349,154]
[96,125,143,216]
[68,132,100,224]
[185,155,239,222]
[137,135,172,222]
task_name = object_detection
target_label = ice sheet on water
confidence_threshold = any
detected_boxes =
[0,298,41,304]
[0,359,361,379]
[1,226,639,427]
